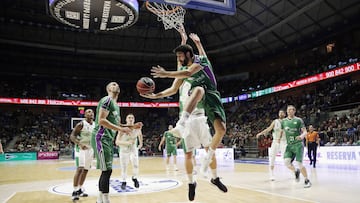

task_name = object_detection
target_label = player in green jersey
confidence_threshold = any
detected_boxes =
[158,125,181,171]
[141,31,227,201]
[148,32,226,178]
[91,82,142,203]
[281,105,311,188]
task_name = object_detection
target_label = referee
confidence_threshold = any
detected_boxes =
[306,125,320,168]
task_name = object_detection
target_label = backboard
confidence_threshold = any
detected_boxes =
[144,0,237,15]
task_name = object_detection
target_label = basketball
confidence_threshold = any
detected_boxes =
[136,77,155,94]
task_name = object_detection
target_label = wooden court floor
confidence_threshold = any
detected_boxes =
[0,156,359,203]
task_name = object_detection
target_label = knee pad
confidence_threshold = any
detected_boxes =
[295,161,304,169]
[284,158,292,167]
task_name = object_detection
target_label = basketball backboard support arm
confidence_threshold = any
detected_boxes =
[143,0,236,15]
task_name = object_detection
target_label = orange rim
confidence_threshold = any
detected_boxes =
[145,1,182,15]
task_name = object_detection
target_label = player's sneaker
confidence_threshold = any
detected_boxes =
[211,177,228,193]
[132,177,139,188]
[169,122,185,138]
[295,169,300,182]
[121,182,127,190]
[71,191,79,201]
[77,188,88,197]
[188,182,196,201]
[304,179,312,188]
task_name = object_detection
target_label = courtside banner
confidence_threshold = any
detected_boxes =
[0,98,179,108]
[38,151,60,160]
[0,152,37,162]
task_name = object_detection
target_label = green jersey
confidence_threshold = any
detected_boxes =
[184,55,217,91]
[281,116,305,145]
[164,131,177,146]
[92,96,120,142]
[180,55,226,123]
[91,96,120,170]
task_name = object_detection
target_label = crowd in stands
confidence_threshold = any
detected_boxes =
[218,46,359,97]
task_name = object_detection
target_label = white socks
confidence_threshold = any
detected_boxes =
[97,191,103,203]
[187,173,194,184]
[211,169,218,179]
[103,193,110,203]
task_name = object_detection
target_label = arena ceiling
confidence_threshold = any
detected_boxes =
[0,0,359,81]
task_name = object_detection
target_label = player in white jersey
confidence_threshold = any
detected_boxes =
[115,113,143,190]
[256,109,286,181]
[70,109,95,201]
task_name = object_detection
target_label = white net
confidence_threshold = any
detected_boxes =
[146,2,186,32]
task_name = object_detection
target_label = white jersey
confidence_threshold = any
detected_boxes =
[179,80,205,116]
[79,120,95,146]
[269,118,287,167]
[272,119,285,141]
[74,120,94,170]
[118,129,141,153]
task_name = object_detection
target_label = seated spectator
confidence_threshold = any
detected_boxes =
[342,137,349,146]
[348,138,354,146]
[325,137,336,146]
[346,124,357,139]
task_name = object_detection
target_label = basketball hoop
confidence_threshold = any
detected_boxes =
[145,1,187,32]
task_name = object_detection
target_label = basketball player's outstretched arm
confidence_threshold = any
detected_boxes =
[256,120,275,139]
[140,78,183,99]
[98,108,131,133]
[179,24,188,45]
[119,122,143,129]
[189,33,206,57]
[151,64,202,79]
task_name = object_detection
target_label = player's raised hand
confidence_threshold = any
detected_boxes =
[179,25,188,45]
[189,33,200,43]
[151,65,168,78]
